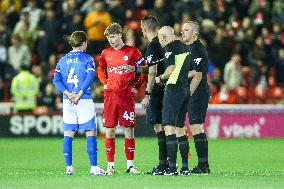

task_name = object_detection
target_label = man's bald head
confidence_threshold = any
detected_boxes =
[158,26,175,36]
[158,26,176,47]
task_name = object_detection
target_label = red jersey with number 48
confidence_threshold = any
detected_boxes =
[98,45,146,92]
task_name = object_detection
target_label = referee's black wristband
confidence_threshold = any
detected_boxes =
[145,91,150,96]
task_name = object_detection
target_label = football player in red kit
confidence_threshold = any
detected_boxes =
[98,23,146,175]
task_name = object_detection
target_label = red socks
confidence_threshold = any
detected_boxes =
[106,138,135,162]
[124,138,135,160]
[105,138,115,162]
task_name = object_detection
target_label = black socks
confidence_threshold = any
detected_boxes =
[193,133,209,168]
[157,131,167,167]
[166,134,178,168]
[178,135,189,169]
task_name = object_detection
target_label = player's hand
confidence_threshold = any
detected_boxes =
[72,96,80,104]
[67,93,76,102]
[132,87,138,94]
[64,90,76,102]
[141,96,150,109]
[124,64,136,73]
[72,90,83,105]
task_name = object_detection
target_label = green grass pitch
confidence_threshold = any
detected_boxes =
[0,137,283,189]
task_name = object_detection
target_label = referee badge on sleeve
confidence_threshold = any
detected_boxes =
[165,52,172,59]
[147,55,153,63]
[194,58,202,65]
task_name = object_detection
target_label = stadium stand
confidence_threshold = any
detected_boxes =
[0,0,283,108]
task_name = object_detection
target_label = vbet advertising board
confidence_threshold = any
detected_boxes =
[1,104,284,138]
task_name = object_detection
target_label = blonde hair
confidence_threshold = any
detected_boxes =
[104,23,123,36]
[185,21,200,35]
[69,31,87,47]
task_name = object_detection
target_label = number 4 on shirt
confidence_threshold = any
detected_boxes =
[67,68,79,88]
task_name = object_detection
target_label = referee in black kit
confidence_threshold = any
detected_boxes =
[155,26,190,175]
[140,16,167,175]
[181,21,210,174]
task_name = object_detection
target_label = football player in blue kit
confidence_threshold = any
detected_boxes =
[53,31,104,175]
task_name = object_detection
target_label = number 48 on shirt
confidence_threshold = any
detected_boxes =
[123,111,135,123]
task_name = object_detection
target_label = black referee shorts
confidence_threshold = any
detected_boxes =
[146,93,163,125]
[162,85,189,128]
[188,85,210,125]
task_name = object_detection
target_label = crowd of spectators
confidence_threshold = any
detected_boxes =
[0,0,284,113]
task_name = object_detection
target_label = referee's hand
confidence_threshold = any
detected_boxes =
[155,76,164,86]
[141,96,150,109]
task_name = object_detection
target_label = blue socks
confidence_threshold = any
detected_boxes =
[87,136,98,166]
[63,135,98,167]
[63,136,73,166]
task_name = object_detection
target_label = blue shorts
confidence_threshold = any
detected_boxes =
[63,99,97,131]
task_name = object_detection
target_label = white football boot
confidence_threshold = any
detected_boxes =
[105,166,115,176]
[66,166,74,175]
[90,166,105,175]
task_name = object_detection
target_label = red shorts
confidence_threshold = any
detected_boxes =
[103,91,135,128]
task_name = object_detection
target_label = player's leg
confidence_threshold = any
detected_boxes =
[162,87,178,175]
[163,125,178,175]
[62,99,78,175]
[176,127,190,175]
[154,124,167,167]
[188,90,210,174]
[103,92,119,175]
[76,99,104,175]
[63,131,75,175]
[154,124,167,166]
[118,92,139,174]
[85,130,104,175]
[162,86,187,175]
[176,97,190,175]
[123,126,140,174]
[105,127,116,175]
[147,94,167,175]
[190,124,209,173]
[153,124,168,174]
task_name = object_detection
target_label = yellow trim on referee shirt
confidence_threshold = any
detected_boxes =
[166,52,189,85]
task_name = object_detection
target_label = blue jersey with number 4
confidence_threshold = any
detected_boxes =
[53,50,95,99]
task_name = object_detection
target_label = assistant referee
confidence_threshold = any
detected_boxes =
[181,21,210,174]
[140,15,167,175]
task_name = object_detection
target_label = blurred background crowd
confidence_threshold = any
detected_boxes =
[0,0,284,113]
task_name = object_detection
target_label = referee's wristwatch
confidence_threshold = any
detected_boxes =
[145,91,150,96]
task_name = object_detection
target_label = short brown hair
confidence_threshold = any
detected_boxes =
[69,31,87,47]
[104,23,122,36]
[141,15,159,32]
